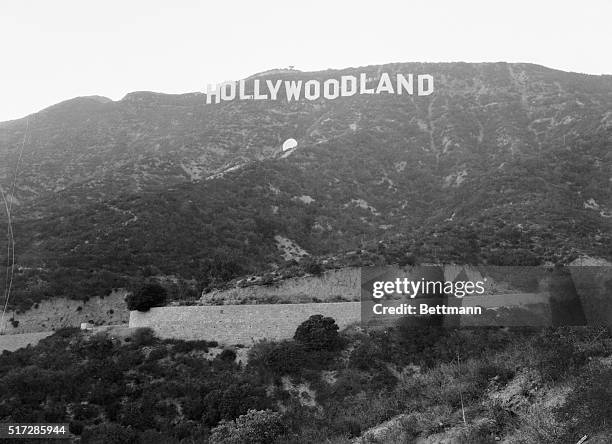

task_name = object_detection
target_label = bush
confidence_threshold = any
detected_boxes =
[146,346,167,361]
[126,283,167,312]
[218,349,237,362]
[202,382,270,427]
[294,315,340,351]
[81,423,138,444]
[130,327,156,347]
[248,340,307,377]
[209,409,286,444]
[303,259,324,276]
[69,421,84,436]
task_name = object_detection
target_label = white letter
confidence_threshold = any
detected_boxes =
[384,281,395,294]
[373,304,383,314]
[359,73,374,94]
[476,281,485,294]
[372,281,384,298]
[396,74,414,95]
[205,83,221,104]
[323,79,340,99]
[266,79,282,100]
[239,79,253,100]
[304,80,320,100]
[418,75,434,96]
[375,73,394,94]
[409,281,420,298]
[285,80,302,101]
[254,80,268,100]
[220,82,236,101]
[341,75,357,96]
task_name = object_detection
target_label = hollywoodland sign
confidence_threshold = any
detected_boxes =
[204,73,434,104]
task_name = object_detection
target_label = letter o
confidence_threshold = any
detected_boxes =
[304,80,321,100]
[323,79,340,99]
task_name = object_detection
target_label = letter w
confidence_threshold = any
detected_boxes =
[285,80,302,101]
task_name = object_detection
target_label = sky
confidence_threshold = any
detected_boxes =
[0,0,611,121]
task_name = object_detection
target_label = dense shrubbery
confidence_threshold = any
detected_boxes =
[8,126,612,312]
[248,340,308,378]
[0,320,610,443]
[126,282,167,311]
[0,329,267,441]
[210,409,286,444]
[130,327,156,346]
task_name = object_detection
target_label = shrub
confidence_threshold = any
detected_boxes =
[349,338,384,371]
[294,315,340,351]
[146,346,167,361]
[202,382,270,427]
[69,421,84,436]
[138,429,179,444]
[130,327,156,347]
[209,409,286,444]
[81,423,138,444]
[248,340,307,377]
[218,349,237,362]
[303,260,324,276]
[182,396,206,421]
[73,403,100,421]
[126,282,167,312]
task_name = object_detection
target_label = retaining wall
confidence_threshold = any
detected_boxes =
[129,302,361,345]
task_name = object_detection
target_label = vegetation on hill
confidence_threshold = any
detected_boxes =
[126,282,167,312]
[7,134,611,311]
[0,62,610,310]
[0,319,610,443]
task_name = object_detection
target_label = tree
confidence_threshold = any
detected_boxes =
[126,282,167,312]
[294,315,340,351]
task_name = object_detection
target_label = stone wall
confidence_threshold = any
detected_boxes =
[129,302,361,345]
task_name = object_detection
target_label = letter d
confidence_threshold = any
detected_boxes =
[341,75,357,97]
[418,75,434,96]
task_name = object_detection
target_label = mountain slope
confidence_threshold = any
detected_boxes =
[0,62,611,308]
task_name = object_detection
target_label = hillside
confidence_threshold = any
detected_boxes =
[0,322,610,442]
[0,62,611,309]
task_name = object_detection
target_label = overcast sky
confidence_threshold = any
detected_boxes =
[1,0,610,121]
